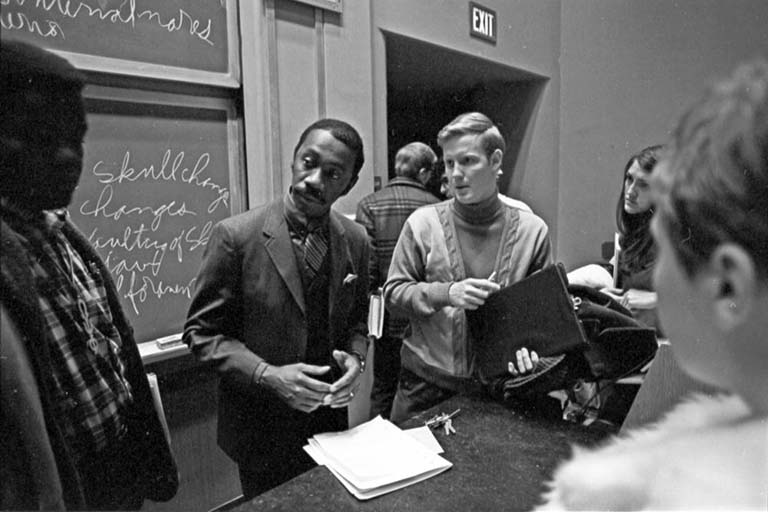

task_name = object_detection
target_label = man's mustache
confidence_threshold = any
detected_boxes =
[301,185,325,203]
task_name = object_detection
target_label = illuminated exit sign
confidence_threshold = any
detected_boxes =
[469,2,497,44]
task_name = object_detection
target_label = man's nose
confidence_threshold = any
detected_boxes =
[305,166,324,187]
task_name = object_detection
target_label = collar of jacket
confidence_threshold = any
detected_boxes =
[386,176,428,190]
[263,201,353,315]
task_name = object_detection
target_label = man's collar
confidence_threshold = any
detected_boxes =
[0,198,69,236]
[1,197,46,226]
[43,209,68,231]
[387,176,428,190]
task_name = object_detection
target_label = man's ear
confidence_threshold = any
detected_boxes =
[490,149,503,172]
[417,167,431,185]
[703,243,757,332]
[341,174,359,196]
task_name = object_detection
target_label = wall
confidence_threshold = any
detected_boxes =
[242,0,375,215]
[242,0,768,265]
[557,0,768,268]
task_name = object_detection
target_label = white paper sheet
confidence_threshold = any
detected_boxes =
[303,416,452,499]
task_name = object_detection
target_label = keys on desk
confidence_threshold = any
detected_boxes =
[425,409,460,435]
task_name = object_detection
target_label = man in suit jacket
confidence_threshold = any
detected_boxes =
[184,119,371,498]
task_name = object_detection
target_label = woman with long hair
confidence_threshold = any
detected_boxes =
[568,145,665,331]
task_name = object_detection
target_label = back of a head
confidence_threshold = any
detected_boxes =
[655,59,768,279]
[294,118,365,176]
[436,112,506,157]
[0,41,85,97]
[395,142,437,178]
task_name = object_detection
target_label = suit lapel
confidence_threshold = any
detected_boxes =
[263,203,306,314]
[328,212,354,320]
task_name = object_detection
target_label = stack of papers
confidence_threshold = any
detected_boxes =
[303,416,452,500]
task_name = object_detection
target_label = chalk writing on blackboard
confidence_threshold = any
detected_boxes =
[0,0,218,45]
[76,148,229,318]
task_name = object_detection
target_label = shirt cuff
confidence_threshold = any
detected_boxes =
[349,335,369,361]
[427,281,453,309]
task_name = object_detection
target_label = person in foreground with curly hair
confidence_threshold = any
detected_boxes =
[538,59,768,510]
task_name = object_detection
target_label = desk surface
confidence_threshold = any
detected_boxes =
[232,394,614,512]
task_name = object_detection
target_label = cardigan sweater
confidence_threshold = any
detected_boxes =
[384,199,552,391]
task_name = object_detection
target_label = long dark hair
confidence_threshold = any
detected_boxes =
[615,145,665,276]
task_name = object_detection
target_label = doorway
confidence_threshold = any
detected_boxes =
[384,32,547,198]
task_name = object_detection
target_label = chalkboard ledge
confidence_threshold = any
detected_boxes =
[139,336,189,365]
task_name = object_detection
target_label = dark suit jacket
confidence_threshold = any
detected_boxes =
[183,198,370,463]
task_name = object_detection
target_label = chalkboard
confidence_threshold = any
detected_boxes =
[0,0,239,86]
[69,86,245,344]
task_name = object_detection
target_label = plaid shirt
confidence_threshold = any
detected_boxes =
[355,177,439,337]
[7,207,132,458]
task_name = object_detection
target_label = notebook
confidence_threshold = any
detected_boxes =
[368,288,385,339]
[467,263,588,381]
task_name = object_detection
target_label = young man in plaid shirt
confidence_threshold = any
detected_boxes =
[355,142,440,419]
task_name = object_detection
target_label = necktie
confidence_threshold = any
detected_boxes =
[304,228,328,279]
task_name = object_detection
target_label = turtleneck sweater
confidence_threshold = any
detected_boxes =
[451,193,504,279]
[384,194,552,388]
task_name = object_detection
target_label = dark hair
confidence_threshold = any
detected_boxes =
[1,41,86,199]
[0,40,85,95]
[615,145,665,277]
[655,59,768,279]
[437,112,505,158]
[293,118,365,176]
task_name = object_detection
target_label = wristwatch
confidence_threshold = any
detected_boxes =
[350,350,366,374]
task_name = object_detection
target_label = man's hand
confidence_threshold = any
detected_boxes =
[507,347,539,376]
[448,278,501,310]
[325,350,363,409]
[261,363,333,412]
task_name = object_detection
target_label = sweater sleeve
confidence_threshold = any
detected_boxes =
[383,218,452,318]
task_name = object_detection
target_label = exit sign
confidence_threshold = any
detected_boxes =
[469,2,497,44]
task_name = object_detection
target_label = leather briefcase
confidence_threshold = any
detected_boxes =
[467,263,589,382]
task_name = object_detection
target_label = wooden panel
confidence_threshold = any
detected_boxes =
[274,0,320,191]
[143,358,240,512]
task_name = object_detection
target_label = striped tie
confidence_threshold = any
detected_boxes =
[304,229,328,279]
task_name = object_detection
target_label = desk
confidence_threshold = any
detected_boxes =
[231,393,614,511]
